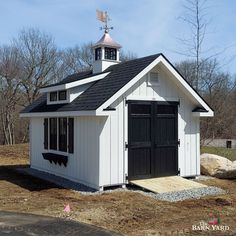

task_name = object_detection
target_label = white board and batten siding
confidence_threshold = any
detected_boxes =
[30,116,104,190]
[99,99,125,187]
[99,65,200,187]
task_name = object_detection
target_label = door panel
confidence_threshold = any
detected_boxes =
[129,148,151,177]
[156,117,177,145]
[154,103,178,177]
[128,103,152,179]
[131,117,151,142]
[154,147,178,176]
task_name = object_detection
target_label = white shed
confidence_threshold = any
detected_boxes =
[20,31,214,190]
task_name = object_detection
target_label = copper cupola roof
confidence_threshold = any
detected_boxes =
[93,32,122,48]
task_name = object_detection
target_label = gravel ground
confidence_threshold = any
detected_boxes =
[143,186,226,202]
[91,186,226,202]
[17,167,226,202]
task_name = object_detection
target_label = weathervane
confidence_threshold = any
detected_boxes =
[96,9,113,33]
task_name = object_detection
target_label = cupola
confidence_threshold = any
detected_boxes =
[93,10,122,73]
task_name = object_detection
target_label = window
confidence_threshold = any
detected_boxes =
[44,117,74,153]
[49,90,67,102]
[226,140,232,149]
[105,47,117,60]
[49,118,57,150]
[148,72,159,86]
[50,92,57,101]
[59,90,67,101]
[95,47,102,60]
[131,104,151,115]
[59,118,67,152]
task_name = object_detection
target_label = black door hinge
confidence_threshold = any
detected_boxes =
[177,139,180,147]
[125,142,129,149]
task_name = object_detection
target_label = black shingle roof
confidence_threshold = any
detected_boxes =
[42,70,106,88]
[21,53,161,113]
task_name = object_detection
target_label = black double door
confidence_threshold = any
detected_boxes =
[128,101,179,180]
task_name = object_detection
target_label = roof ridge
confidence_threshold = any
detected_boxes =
[105,53,162,71]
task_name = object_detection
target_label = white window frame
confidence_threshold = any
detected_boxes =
[47,90,70,105]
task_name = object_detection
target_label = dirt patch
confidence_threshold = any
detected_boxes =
[0,144,236,235]
[0,143,29,165]
[214,197,232,206]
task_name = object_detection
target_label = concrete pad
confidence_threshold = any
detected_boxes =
[130,176,207,193]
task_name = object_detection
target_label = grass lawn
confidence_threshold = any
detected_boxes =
[201,146,236,161]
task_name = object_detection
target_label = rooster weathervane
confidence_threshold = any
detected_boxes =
[96,9,114,33]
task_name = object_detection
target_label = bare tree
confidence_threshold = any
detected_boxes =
[176,57,220,94]
[14,28,58,105]
[0,46,21,144]
[176,59,236,140]
[175,60,197,87]
[56,42,94,80]
[120,50,137,62]
[80,42,94,67]
[178,0,210,91]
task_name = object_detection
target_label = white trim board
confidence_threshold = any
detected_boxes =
[96,55,214,117]
[40,72,110,93]
[20,110,112,118]
[126,95,180,102]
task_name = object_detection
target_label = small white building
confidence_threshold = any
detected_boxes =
[20,30,214,190]
[203,139,236,149]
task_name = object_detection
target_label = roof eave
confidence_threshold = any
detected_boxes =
[19,109,112,118]
[192,111,214,117]
[92,43,122,49]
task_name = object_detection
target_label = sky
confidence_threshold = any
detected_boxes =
[0,0,236,75]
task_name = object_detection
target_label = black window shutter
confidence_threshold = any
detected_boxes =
[68,118,74,153]
[49,118,58,150]
[44,118,48,149]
